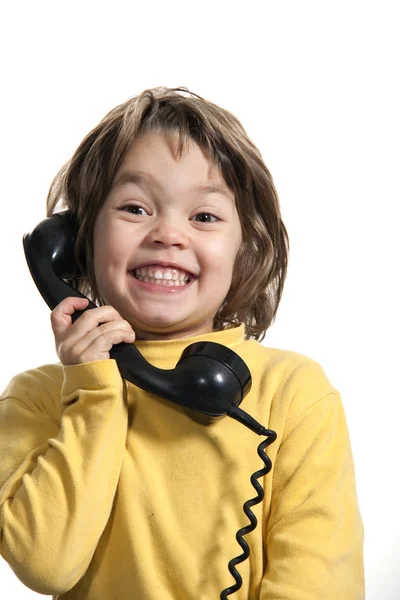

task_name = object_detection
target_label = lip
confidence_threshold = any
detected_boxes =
[129,272,197,293]
[131,261,197,277]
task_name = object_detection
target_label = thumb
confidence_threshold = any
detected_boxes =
[50,296,90,337]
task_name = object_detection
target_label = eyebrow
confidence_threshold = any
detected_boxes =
[112,170,234,201]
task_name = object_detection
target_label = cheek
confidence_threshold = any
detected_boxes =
[94,221,122,263]
[93,221,119,283]
[225,229,242,267]
[93,232,106,277]
[203,233,241,273]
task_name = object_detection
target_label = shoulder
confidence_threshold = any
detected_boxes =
[242,339,338,390]
[241,339,340,424]
[1,363,64,418]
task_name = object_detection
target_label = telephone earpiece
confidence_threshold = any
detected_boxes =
[23,211,259,428]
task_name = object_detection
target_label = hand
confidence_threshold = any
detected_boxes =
[51,297,136,366]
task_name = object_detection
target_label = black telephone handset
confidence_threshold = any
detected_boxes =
[23,211,267,434]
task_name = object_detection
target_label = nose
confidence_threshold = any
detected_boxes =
[145,216,190,247]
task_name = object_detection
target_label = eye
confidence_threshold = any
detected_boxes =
[193,213,219,223]
[120,203,148,216]
[120,205,219,222]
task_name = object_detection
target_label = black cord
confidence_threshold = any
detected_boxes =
[220,407,277,599]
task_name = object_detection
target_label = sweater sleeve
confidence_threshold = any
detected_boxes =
[260,392,365,599]
[0,360,128,596]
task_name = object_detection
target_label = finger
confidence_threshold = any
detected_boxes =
[66,327,136,364]
[57,317,135,365]
[51,297,90,337]
[67,304,127,336]
[67,318,136,356]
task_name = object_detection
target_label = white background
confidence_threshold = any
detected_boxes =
[0,1,398,598]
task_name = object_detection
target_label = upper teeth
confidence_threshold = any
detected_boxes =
[135,266,191,281]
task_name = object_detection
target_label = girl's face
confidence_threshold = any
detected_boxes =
[93,131,242,340]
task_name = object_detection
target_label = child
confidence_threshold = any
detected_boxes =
[0,87,364,599]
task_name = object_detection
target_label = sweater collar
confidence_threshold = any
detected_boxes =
[133,323,245,367]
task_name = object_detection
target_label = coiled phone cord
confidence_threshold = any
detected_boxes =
[220,406,277,599]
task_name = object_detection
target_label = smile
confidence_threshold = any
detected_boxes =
[130,271,196,293]
[133,272,193,287]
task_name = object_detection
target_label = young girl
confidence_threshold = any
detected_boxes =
[0,87,364,599]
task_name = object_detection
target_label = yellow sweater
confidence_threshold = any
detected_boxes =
[0,324,364,599]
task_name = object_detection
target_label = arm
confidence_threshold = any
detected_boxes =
[0,360,128,596]
[261,392,364,599]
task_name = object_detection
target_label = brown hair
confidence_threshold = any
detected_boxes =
[46,86,290,342]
